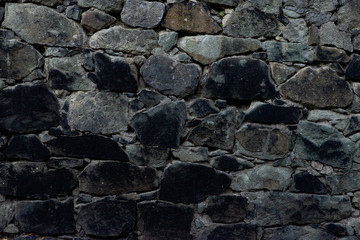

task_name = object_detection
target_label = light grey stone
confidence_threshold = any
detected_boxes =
[282,18,309,43]
[263,41,314,63]
[30,0,63,6]
[77,0,124,12]
[337,1,360,31]
[327,171,360,194]
[248,0,283,15]
[3,223,19,234]
[22,69,46,82]
[309,0,338,12]
[269,62,296,84]
[65,5,81,21]
[304,8,333,26]
[44,47,68,57]
[319,22,353,52]
[172,147,208,162]
[158,31,178,52]
[263,225,337,240]
[126,144,169,168]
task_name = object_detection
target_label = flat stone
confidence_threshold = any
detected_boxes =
[30,0,63,6]
[235,123,292,160]
[326,170,360,194]
[346,54,360,81]
[204,195,248,223]
[279,67,353,108]
[344,115,360,136]
[204,57,276,101]
[2,3,86,47]
[4,134,50,161]
[15,198,75,234]
[79,161,157,195]
[263,41,314,63]
[65,5,81,21]
[77,199,136,237]
[262,225,337,240]
[324,223,350,237]
[188,107,236,150]
[282,18,308,43]
[89,26,157,55]
[172,147,208,162]
[337,1,360,31]
[140,55,201,97]
[0,84,60,133]
[139,200,193,240]
[81,8,116,32]
[47,157,83,169]
[254,192,352,226]
[353,35,360,51]
[319,22,353,52]
[159,162,231,203]
[189,99,219,118]
[161,2,221,34]
[0,201,14,232]
[307,110,349,131]
[126,145,169,168]
[67,91,128,134]
[121,0,165,29]
[46,135,128,161]
[315,46,349,63]
[138,89,166,108]
[177,35,260,65]
[77,0,124,12]
[131,102,186,148]
[200,224,257,240]
[290,171,328,194]
[248,0,283,15]
[210,155,254,171]
[3,223,19,234]
[203,0,239,6]
[0,39,43,80]
[158,31,178,52]
[269,62,296,85]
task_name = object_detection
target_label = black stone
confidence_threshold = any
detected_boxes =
[46,135,128,161]
[0,84,60,133]
[291,171,328,194]
[215,99,227,108]
[186,119,202,127]
[324,223,348,236]
[189,99,219,118]
[315,46,349,63]
[4,134,50,161]
[15,198,75,234]
[138,89,166,108]
[47,157,83,169]
[200,224,257,240]
[48,69,75,90]
[138,200,194,240]
[77,199,136,237]
[210,155,242,171]
[346,54,360,80]
[130,99,145,111]
[159,162,231,203]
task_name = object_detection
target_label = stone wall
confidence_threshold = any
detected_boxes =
[0,0,360,239]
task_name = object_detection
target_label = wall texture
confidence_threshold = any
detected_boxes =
[0,0,360,239]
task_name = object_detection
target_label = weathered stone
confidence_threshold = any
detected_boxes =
[344,115,360,136]
[290,171,328,194]
[0,29,15,40]
[30,0,63,6]
[315,46,349,63]
[326,171,360,194]
[65,5,81,21]
[139,200,193,240]
[308,24,319,45]
[67,92,128,134]
[77,0,124,12]
[269,62,296,85]
[79,161,156,195]
[162,2,221,34]
[158,31,178,52]
[203,0,239,6]
[47,157,83,169]
[177,35,260,65]
[172,147,208,162]
[77,199,136,237]
[248,0,282,15]
[0,84,60,133]
[0,201,14,232]
[346,54,360,81]
[200,224,257,240]
[121,0,165,29]
[4,135,50,161]
[263,41,314,63]
[2,3,86,47]
[15,198,75,234]
[262,225,337,240]
[44,47,68,57]
[81,8,116,32]
[235,123,292,160]
[282,18,308,43]
[254,192,352,226]
[131,102,186,148]
[189,99,219,118]
[140,55,201,97]
[89,26,157,55]
[337,1,360,31]
[210,155,254,171]
[307,110,349,131]
[3,223,19,234]
[319,22,353,52]
[126,144,169,168]
[159,162,231,203]
[138,89,166,108]
[0,40,43,80]
[46,135,128,161]
[280,67,353,108]
[204,57,276,100]
[304,8,333,26]
[188,107,236,150]
[324,223,349,237]
[294,121,354,168]
[354,35,360,51]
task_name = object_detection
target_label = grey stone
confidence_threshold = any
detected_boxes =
[121,0,165,28]
[0,201,14,232]
[44,47,68,57]
[3,224,19,234]
[65,5,81,21]
[308,24,320,45]
[210,155,254,171]
[269,62,296,84]
[177,35,261,65]
[353,96,360,113]
[262,225,337,240]
[307,110,349,131]
[337,1,360,31]
[248,0,283,15]
[319,22,353,52]
[126,144,170,168]
[67,91,128,134]
[158,31,178,52]
[282,18,308,43]
[189,99,219,118]
[304,8,333,26]
[290,171,328,194]
[326,171,360,194]
[0,29,15,40]
[279,67,353,108]
[315,46,350,63]
[30,0,63,6]
[200,224,257,240]
[138,89,166,108]
[353,35,360,51]
[203,0,239,7]
[0,7,4,23]
[263,41,314,63]
[47,157,83,169]
[344,115,360,136]
[77,0,124,12]
[81,8,116,32]
[346,54,360,81]
[89,26,157,55]
[23,69,46,82]
[140,55,201,97]
[2,3,86,47]
[310,0,337,12]
[172,147,208,162]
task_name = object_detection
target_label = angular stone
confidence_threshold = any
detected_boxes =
[290,171,328,194]
[269,62,296,85]
[262,225,337,240]
[30,0,63,6]
[324,223,349,237]
[326,170,360,194]
[353,35,360,51]
[81,8,116,32]
[162,2,221,34]
[131,102,186,148]
[319,22,353,52]
[139,201,193,240]
[254,192,352,226]
[77,0,124,12]
[140,55,201,97]
[126,145,169,168]
[235,123,292,160]
[279,67,353,108]
[47,157,83,169]
[0,84,60,133]
[189,99,219,118]
[204,57,276,101]
[172,147,208,162]
[138,89,166,108]
[346,54,360,81]
[282,18,308,43]
[344,115,360,136]
[188,107,236,150]
[4,135,50,161]
[263,41,314,63]
[337,1,360,31]
[46,135,128,161]
[0,201,14,232]
[294,121,354,168]
[67,92,128,134]
[0,39,43,80]
[121,0,165,29]
[15,198,75,234]
[2,3,86,47]
[177,35,260,65]
[158,31,178,52]
[89,26,157,55]
[0,162,76,199]
[315,46,349,63]
[79,161,157,195]
[210,155,254,171]
[77,199,136,237]
[224,8,280,38]
[203,0,239,6]
[159,162,231,203]
[65,5,81,21]
[200,224,257,240]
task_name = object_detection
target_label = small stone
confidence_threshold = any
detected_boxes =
[203,0,239,6]
[172,147,208,162]
[3,224,19,234]
[215,99,227,108]
[81,8,116,32]
[324,223,349,237]
[47,157,83,169]
[210,155,254,171]
[0,7,4,22]
[326,170,360,194]
[307,110,349,130]
[263,225,337,240]
[282,18,308,43]
[158,31,178,52]
[263,41,314,63]
[23,69,46,82]
[290,171,328,194]
[138,89,166,108]
[44,47,68,57]
[337,1,360,31]
[315,46,349,63]
[344,115,360,136]
[77,0,124,12]
[65,5,81,21]
[189,99,219,118]
[126,144,169,168]
[0,29,15,40]
[0,201,14,232]
[269,62,296,85]
[319,22,353,52]
[308,25,320,45]
[353,35,360,51]
[200,224,257,240]
[346,54,360,81]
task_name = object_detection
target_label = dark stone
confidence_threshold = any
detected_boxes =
[189,99,219,118]
[344,115,360,136]
[138,89,166,108]
[324,223,348,236]
[0,201,13,232]
[46,135,128,161]
[130,99,145,111]
[215,100,227,108]
[346,54,360,81]
[79,161,157,195]
[0,84,60,133]
[262,225,337,240]
[47,157,83,169]
[138,200,194,240]
[186,119,202,127]
[159,162,231,203]
[204,57,276,101]
[0,162,77,199]
[126,144,170,168]
[290,171,328,194]
[315,46,349,63]
[326,170,360,194]
[200,224,257,240]
[77,199,136,237]
[81,8,116,32]
[210,155,253,171]
[15,198,75,234]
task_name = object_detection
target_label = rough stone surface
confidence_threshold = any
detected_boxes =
[346,54,360,81]
[200,224,257,240]
[65,5,81,21]
[172,147,208,162]
[344,115,360,136]
[319,22,353,52]
[263,41,314,63]
[47,157,83,169]
[189,99,219,118]
[326,171,360,194]
[0,201,14,232]
[262,225,337,240]
[269,62,296,85]
[315,46,349,63]
[126,144,169,168]
[337,1,360,31]
[77,0,124,12]
[158,31,178,52]
[203,0,239,6]
[210,155,254,171]
[80,8,116,32]
[282,18,308,43]
[290,171,328,194]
